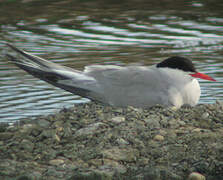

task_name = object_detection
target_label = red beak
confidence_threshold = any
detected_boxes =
[190,72,216,81]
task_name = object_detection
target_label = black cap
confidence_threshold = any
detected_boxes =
[156,56,196,73]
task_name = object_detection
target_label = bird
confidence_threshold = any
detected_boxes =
[6,43,216,109]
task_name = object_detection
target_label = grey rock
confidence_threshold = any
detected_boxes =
[75,122,107,137]
[145,116,160,129]
[37,119,51,128]
[110,116,125,124]
[0,132,13,140]
[20,139,34,152]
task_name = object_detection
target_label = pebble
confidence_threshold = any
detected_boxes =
[40,129,55,138]
[37,119,51,128]
[20,124,35,134]
[20,139,34,152]
[54,134,60,142]
[201,112,209,119]
[88,159,103,166]
[75,122,106,137]
[154,134,164,141]
[0,132,13,140]
[188,172,206,180]
[49,159,65,166]
[216,100,223,109]
[116,138,129,145]
[168,118,180,128]
[110,116,125,124]
[102,147,138,162]
[31,128,41,137]
[178,120,186,126]
[145,116,160,129]
[192,128,202,133]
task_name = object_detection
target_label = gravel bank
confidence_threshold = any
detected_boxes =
[0,102,223,180]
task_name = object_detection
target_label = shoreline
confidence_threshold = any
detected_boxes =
[1,102,223,179]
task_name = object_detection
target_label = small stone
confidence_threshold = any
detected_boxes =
[99,163,127,174]
[216,100,223,109]
[192,128,202,133]
[37,119,50,128]
[113,108,123,113]
[145,116,160,129]
[20,139,34,152]
[111,116,125,124]
[138,158,149,166]
[201,112,209,119]
[88,159,103,166]
[20,124,35,134]
[116,138,129,145]
[103,159,120,167]
[54,134,60,142]
[159,130,167,136]
[6,125,18,132]
[143,167,161,179]
[53,121,63,128]
[63,123,72,137]
[102,147,138,162]
[188,172,206,180]
[31,128,42,137]
[168,118,180,128]
[49,159,65,166]
[178,120,186,126]
[0,132,13,140]
[40,129,55,138]
[71,170,112,180]
[170,106,178,110]
[0,124,8,132]
[154,134,164,141]
[127,106,142,112]
[56,127,63,132]
[75,122,106,137]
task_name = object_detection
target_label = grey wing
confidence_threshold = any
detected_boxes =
[6,44,170,107]
[84,65,169,107]
[6,44,106,103]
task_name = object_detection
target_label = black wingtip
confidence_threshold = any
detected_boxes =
[6,43,22,54]
[6,43,20,61]
[5,54,18,63]
[6,54,14,60]
[6,43,14,49]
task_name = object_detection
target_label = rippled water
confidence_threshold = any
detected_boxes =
[0,0,223,123]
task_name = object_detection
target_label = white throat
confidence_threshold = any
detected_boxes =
[158,68,201,108]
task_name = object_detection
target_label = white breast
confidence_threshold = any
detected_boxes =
[159,68,201,108]
[182,79,201,106]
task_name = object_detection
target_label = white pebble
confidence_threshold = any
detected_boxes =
[188,172,205,180]
[154,135,164,141]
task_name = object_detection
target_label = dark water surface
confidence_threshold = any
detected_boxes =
[0,0,223,122]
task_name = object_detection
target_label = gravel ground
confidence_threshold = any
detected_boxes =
[0,101,223,180]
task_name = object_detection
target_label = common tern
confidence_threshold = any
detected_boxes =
[6,44,216,109]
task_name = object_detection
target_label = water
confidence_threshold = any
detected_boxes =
[0,0,223,123]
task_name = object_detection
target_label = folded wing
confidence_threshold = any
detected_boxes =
[6,44,106,103]
[6,44,170,107]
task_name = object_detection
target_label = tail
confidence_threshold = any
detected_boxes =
[6,44,105,103]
